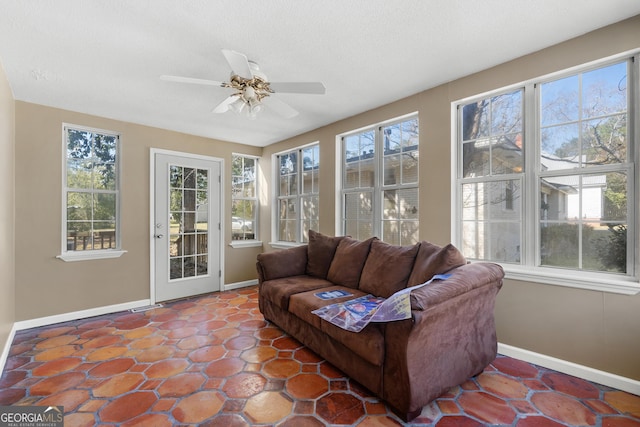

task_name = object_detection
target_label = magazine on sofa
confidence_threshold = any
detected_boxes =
[312,274,450,332]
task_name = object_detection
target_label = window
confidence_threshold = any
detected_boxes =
[275,144,319,243]
[231,155,258,241]
[455,56,638,291]
[341,116,419,245]
[61,124,123,260]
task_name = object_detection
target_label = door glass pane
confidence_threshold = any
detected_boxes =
[169,165,209,280]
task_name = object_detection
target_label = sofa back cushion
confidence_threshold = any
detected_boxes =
[406,241,467,287]
[359,240,420,298]
[306,230,347,279]
[326,237,376,288]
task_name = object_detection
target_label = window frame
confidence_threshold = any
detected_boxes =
[452,52,639,295]
[271,142,320,247]
[339,113,420,244]
[58,123,126,262]
[230,154,261,248]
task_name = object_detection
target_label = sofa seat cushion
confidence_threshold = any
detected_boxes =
[289,286,367,329]
[359,240,420,298]
[320,315,385,366]
[260,275,334,311]
[289,287,385,366]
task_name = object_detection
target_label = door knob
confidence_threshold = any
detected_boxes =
[155,234,164,239]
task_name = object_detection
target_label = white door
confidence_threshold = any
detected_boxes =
[153,151,221,302]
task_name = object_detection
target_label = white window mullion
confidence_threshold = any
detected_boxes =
[526,82,539,268]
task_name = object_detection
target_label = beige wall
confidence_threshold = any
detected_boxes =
[262,15,640,380]
[0,62,15,350]
[14,102,261,321]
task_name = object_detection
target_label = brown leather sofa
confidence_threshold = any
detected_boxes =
[256,231,504,421]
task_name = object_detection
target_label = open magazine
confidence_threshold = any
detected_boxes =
[312,274,451,332]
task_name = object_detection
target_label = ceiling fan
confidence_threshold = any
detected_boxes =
[161,49,326,119]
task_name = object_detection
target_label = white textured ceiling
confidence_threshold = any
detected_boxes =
[1,1,639,147]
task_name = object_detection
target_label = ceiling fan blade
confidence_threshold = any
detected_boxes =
[160,75,226,87]
[269,82,326,95]
[263,96,299,119]
[221,49,253,79]
[212,95,239,114]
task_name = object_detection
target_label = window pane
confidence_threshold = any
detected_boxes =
[463,140,490,177]
[462,90,522,178]
[183,167,196,189]
[344,131,374,189]
[67,159,92,189]
[462,101,489,141]
[541,61,628,170]
[344,192,373,240]
[539,172,627,273]
[491,91,522,135]
[344,158,360,189]
[384,154,400,185]
[540,222,579,268]
[400,221,420,245]
[582,115,627,166]
[170,166,182,188]
[94,193,116,221]
[587,223,627,273]
[93,225,116,249]
[460,179,521,262]
[602,172,627,221]
[491,134,523,175]
[541,124,580,170]
[197,169,208,190]
[93,163,116,190]
[541,74,579,126]
[67,192,92,220]
[489,222,521,263]
[582,62,627,119]
[463,219,523,264]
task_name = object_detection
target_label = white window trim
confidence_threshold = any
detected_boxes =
[59,124,124,262]
[451,52,640,295]
[271,142,320,246]
[230,153,262,247]
[57,250,127,262]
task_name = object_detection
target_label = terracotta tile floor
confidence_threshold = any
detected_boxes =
[2,286,640,426]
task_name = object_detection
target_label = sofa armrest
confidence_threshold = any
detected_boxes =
[410,262,504,311]
[256,245,308,282]
[383,262,503,416]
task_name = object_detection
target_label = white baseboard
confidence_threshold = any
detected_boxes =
[0,323,17,377]
[13,299,151,331]
[498,343,640,396]
[224,279,258,291]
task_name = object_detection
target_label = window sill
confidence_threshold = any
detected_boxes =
[269,241,305,250]
[501,264,640,295]
[57,250,127,262]
[229,240,263,249]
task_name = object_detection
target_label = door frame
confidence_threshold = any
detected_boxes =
[149,148,225,304]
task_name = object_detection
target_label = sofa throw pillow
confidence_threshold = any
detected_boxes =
[359,240,420,298]
[306,230,347,279]
[326,237,376,289]
[406,241,467,287]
